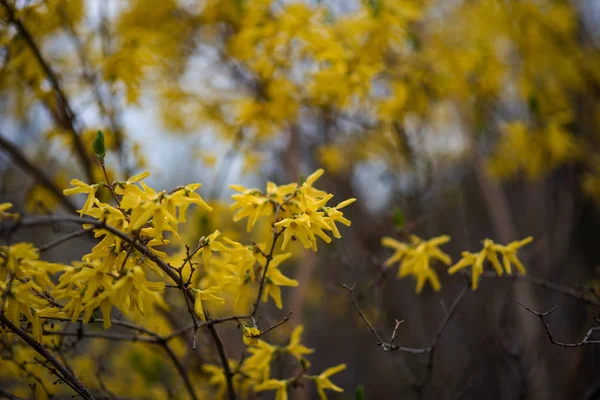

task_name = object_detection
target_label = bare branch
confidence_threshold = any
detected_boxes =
[519,303,600,347]
[480,271,600,306]
[259,311,293,337]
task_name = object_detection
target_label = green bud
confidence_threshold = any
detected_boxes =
[393,207,405,229]
[368,0,382,17]
[300,358,309,371]
[93,130,106,161]
[355,385,365,400]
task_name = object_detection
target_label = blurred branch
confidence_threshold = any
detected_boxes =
[0,313,95,400]
[0,133,78,213]
[58,8,129,176]
[0,386,26,400]
[479,271,600,306]
[38,227,94,252]
[0,0,94,183]
[519,303,600,347]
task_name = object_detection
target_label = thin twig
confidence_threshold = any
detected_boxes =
[415,282,469,391]
[519,303,600,347]
[259,311,293,337]
[480,271,600,306]
[162,343,198,400]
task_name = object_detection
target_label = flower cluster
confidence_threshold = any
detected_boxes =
[382,235,533,291]
[1,166,353,399]
[205,325,345,400]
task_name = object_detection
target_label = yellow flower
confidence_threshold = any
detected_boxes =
[241,323,261,346]
[193,286,225,321]
[229,185,273,232]
[498,237,532,275]
[283,325,314,360]
[382,235,451,293]
[448,237,533,289]
[0,202,19,219]
[259,253,298,308]
[313,363,346,400]
[245,339,277,381]
[255,379,288,400]
[63,179,99,216]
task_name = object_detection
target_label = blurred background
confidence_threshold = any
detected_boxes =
[1,0,600,399]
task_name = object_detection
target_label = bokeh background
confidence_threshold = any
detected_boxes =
[1,0,600,399]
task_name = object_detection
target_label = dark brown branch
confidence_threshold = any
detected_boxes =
[480,271,600,306]
[42,330,158,343]
[38,228,94,252]
[162,343,198,400]
[415,282,469,391]
[259,311,293,337]
[0,133,78,213]
[519,303,600,347]
[0,313,95,400]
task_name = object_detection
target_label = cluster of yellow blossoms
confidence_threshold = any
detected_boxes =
[382,235,533,292]
[0,167,353,399]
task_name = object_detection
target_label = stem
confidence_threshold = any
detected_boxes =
[101,164,121,206]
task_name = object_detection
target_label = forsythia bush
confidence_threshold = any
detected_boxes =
[0,132,535,399]
[0,133,356,399]
[1,0,598,398]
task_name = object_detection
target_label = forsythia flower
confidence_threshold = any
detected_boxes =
[312,363,346,400]
[283,325,314,360]
[448,237,533,289]
[0,202,19,219]
[63,179,99,216]
[381,235,451,293]
[242,323,261,346]
[255,379,289,400]
[193,286,225,321]
[231,169,355,251]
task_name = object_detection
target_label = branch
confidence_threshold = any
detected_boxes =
[519,303,600,347]
[0,387,26,400]
[415,282,469,391]
[0,133,78,213]
[259,311,293,337]
[1,0,94,182]
[251,204,284,321]
[0,313,95,400]
[479,271,600,306]
[340,280,469,394]
[162,343,198,400]
[38,228,94,252]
